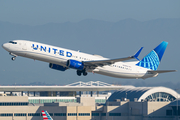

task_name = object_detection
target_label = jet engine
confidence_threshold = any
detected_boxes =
[67,59,84,70]
[49,63,67,71]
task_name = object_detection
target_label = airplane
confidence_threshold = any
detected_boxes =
[42,110,53,120]
[2,40,176,79]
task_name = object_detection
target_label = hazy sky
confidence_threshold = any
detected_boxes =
[0,0,180,25]
[0,1,180,87]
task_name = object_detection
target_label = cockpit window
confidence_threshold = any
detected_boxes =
[9,41,17,44]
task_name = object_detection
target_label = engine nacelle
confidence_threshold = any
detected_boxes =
[67,59,84,70]
[49,63,67,71]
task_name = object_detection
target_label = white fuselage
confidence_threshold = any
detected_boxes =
[2,40,158,79]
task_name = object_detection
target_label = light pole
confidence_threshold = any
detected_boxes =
[126,92,127,101]
[177,95,178,120]
[174,89,179,120]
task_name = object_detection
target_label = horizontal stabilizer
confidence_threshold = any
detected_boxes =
[148,70,177,74]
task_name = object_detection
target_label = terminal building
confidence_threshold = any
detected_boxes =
[0,81,180,120]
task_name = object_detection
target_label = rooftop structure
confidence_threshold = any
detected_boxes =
[0,84,180,120]
[108,86,179,102]
[0,81,134,92]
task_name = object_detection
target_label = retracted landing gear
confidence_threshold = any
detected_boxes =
[77,69,88,76]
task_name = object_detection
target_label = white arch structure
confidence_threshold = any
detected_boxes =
[138,87,179,102]
[108,86,180,102]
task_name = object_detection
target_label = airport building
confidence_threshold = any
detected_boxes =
[0,81,180,120]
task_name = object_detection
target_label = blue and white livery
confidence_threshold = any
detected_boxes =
[2,40,176,79]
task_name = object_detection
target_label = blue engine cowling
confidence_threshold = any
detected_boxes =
[67,59,84,70]
[49,63,67,71]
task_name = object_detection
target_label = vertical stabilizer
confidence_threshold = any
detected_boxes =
[42,110,53,120]
[136,41,168,70]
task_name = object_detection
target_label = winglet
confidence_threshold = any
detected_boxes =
[133,47,143,61]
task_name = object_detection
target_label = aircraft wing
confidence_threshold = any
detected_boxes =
[84,47,143,67]
[84,57,134,66]
[148,70,177,74]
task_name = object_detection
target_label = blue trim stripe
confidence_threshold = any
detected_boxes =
[136,41,168,70]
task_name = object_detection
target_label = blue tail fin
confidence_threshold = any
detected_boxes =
[136,41,168,70]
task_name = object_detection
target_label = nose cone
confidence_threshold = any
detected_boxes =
[2,43,9,50]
